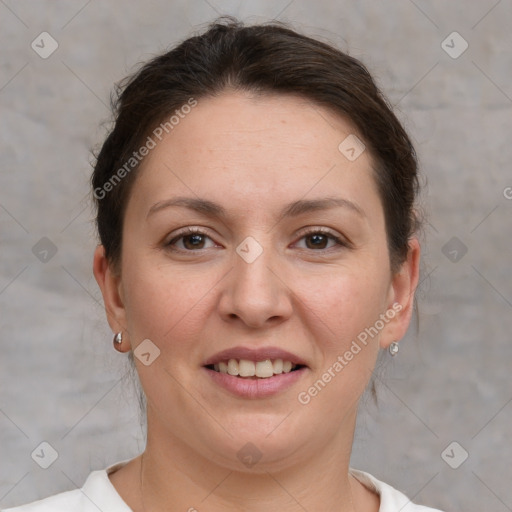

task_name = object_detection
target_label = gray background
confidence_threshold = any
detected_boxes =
[1,1,511,510]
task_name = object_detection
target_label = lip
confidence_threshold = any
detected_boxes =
[203,365,308,399]
[202,345,309,399]
[202,346,308,367]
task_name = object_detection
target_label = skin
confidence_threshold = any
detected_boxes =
[93,90,420,512]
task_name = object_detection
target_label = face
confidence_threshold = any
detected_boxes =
[94,91,419,472]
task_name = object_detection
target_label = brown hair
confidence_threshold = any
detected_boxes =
[91,16,420,275]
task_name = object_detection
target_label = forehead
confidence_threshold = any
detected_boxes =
[128,91,382,225]
[151,91,365,170]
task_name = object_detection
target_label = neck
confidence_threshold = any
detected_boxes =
[138,413,361,512]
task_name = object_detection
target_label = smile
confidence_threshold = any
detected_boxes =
[203,364,308,399]
[206,358,302,379]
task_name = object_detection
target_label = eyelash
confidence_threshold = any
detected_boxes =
[165,227,348,253]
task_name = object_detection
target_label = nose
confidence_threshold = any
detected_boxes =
[217,239,293,329]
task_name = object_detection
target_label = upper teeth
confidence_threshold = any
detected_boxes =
[213,359,296,378]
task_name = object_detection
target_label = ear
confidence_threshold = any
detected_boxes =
[93,245,130,352]
[380,237,421,349]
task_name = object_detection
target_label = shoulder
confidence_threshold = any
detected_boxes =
[350,468,445,512]
[2,461,132,512]
[2,488,86,512]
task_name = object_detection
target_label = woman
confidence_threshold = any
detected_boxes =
[5,17,443,512]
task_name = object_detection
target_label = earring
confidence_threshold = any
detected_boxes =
[113,332,123,350]
[389,341,399,356]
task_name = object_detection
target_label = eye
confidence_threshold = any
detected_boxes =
[294,228,347,250]
[166,227,218,251]
[165,227,348,253]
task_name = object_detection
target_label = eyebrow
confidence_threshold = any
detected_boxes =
[146,196,365,220]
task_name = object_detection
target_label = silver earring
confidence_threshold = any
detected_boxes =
[389,341,399,356]
[113,332,122,345]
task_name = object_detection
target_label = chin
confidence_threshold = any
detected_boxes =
[197,421,309,472]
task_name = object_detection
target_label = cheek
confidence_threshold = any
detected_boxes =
[297,263,389,346]
[121,254,218,350]
[297,273,385,405]
[122,250,389,352]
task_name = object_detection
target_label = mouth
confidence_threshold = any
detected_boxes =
[202,346,308,398]
[205,358,306,379]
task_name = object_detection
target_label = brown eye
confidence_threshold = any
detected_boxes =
[305,233,330,249]
[295,229,345,251]
[166,228,217,252]
[182,233,207,250]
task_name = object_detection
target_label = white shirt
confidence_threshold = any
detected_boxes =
[2,460,443,512]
